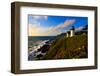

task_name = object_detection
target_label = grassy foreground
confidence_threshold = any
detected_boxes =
[42,34,88,60]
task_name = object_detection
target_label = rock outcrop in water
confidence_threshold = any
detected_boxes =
[28,40,51,60]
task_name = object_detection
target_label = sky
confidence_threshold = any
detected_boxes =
[28,15,88,36]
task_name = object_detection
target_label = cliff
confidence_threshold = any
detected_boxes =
[42,34,88,59]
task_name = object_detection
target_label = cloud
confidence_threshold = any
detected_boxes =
[32,16,48,20]
[58,19,76,29]
[29,24,48,36]
[75,26,85,31]
[29,19,76,36]
[47,19,76,34]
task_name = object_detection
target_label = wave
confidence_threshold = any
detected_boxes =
[28,40,50,60]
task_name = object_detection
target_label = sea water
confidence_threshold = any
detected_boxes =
[28,36,55,60]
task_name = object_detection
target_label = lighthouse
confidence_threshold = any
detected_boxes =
[66,26,75,38]
[70,26,75,37]
[66,31,70,37]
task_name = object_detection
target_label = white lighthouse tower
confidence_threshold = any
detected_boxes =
[66,31,70,37]
[70,26,75,37]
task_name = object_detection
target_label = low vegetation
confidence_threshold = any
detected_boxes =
[42,34,88,60]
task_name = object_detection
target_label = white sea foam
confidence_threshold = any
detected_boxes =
[28,40,49,60]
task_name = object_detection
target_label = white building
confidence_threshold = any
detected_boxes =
[70,26,75,37]
[66,31,70,37]
[66,26,75,37]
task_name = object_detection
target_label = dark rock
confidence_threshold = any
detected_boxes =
[37,54,43,58]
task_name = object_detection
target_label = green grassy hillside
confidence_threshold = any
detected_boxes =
[42,34,88,59]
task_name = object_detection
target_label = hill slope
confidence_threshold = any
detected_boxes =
[42,34,88,60]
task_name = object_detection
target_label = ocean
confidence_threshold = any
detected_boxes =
[28,36,56,42]
[28,36,56,46]
[28,36,55,51]
[28,36,56,60]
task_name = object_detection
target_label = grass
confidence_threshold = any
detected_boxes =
[42,34,88,60]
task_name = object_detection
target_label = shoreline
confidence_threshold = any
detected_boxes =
[28,40,51,60]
